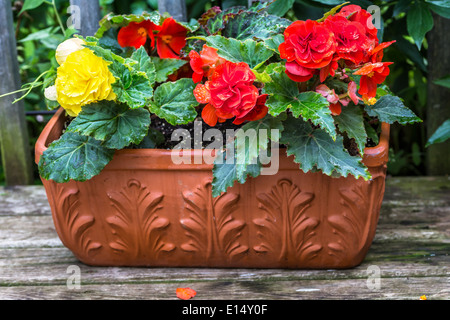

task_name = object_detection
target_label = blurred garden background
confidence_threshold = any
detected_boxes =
[0,0,449,185]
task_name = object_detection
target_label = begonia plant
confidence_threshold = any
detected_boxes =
[38,2,421,197]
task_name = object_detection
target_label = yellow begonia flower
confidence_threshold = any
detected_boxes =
[55,48,116,117]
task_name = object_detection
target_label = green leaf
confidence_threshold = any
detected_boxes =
[95,12,162,38]
[433,75,450,88]
[202,6,245,35]
[135,128,165,149]
[112,67,155,108]
[426,119,450,147]
[395,37,427,73]
[411,142,422,166]
[149,78,198,125]
[130,47,156,86]
[221,11,291,40]
[38,132,115,183]
[310,0,343,5]
[263,34,284,54]
[252,62,281,82]
[365,95,422,125]
[266,0,295,17]
[317,2,350,22]
[263,66,337,140]
[428,2,450,18]
[334,106,368,154]
[150,56,187,83]
[203,36,274,69]
[364,122,379,145]
[84,42,155,109]
[235,115,284,181]
[393,0,412,17]
[407,1,434,49]
[280,116,371,180]
[425,0,450,8]
[19,27,55,42]
[19,0,46,14]
[66,101,151,150]
[212,146,262,198]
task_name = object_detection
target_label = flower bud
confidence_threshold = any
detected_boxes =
[55,38,86,65]
[44,85,58,101]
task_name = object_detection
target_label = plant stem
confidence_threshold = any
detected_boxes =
[1,70,50,104]
[52,0,66,35]
[310,76,320,91]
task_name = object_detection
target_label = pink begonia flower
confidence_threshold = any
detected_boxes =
[348,81,360,105]
[316,84,339,104]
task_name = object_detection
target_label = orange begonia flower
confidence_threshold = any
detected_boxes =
[117,20,161,49]
[176,287,197,300]
[155,17,187,59]
[354,62,393,99]
[189,45,224,83]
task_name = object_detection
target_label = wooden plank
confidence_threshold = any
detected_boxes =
[69,0,101,36]
[0,177,448,300]
[0,276,448,300]
[158,0,187,22]
[0,244,447,284]
[0,186,50,216]
[0,0,33,186]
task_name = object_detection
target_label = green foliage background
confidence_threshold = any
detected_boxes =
[2,0,448,184]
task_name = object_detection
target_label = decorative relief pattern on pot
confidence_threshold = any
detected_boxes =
[50,184,101,255]
[327,173,385,258]
[253,179,321,262]
[180,179,248,261]
[106,179,175,258]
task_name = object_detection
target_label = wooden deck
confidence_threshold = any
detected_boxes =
[0,176,448,300]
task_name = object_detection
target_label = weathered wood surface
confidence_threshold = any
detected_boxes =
[0,176,448,300]
[158,0,187,22]
[0,0,33,186]
[69,0,101,37]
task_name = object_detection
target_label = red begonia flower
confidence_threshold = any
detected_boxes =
[285,61,316,82]
[189,45,224,83]
[201,103,219,127]
[354,62,393,99]
[319,58,339,82]
[233,94,269,125]
[279,19,336,76]
[324,15,370,65]
[370,40,396,63]
[337,5,378,51]
[193,82,211,104]
[155,17,187,59]
[329,102,342,116]
[209,61,258,119]
[117,20,160,49]
[195,61,261,127]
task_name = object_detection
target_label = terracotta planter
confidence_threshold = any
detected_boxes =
[35,108,390,268]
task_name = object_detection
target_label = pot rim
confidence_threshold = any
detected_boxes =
[35,108,390,170]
